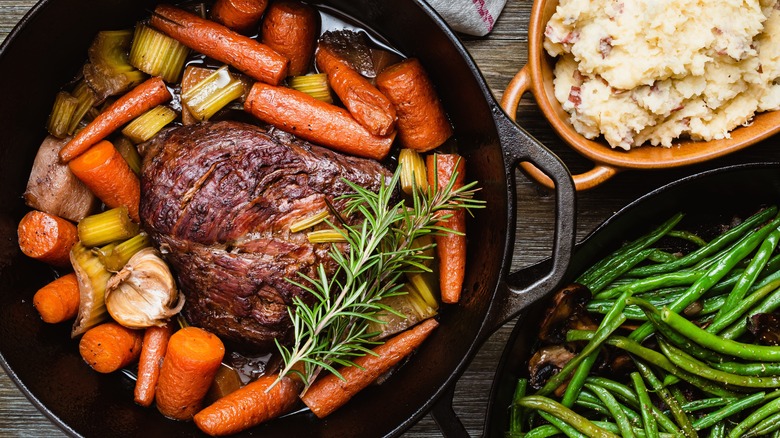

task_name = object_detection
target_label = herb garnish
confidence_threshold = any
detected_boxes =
[274,164,482,394]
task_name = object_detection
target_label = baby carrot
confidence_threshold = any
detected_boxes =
[33,273,80,323]
[78,322,143,373]
[68,140,140,222]
[134,323,174,407]
[211,0,268,34]
[244,82,395,160]
[194,374,301,436]
[155,327,225,421]
[261,0,318,76]
[427,154,466,303]
[17,210,78,267]
[59,77,171,162]
[150,4,289,85]
[301,318,439,418]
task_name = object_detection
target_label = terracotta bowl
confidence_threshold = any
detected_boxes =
[501,0,780,191]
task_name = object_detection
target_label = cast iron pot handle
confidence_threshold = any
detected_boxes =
[428,109,576,437]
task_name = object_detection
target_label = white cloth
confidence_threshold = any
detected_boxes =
[427,0,508,36]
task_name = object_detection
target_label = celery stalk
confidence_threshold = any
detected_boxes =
[67,81,98,135]
[399,149,429,195]
[289,73,333,103]
[98,232,152,272]
[78,207,140,247]
[129,23,189,83]
[181,65,245,121]
[113,136,142,175]
[46,91,78,138]
[121,105,177,144]
[71,243,112,337]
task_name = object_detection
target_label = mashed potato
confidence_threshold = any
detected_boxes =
[544,0,780,150]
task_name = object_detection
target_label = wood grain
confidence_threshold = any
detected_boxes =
[3,0,778,436]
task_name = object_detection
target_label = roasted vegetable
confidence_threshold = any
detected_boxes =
[71,242,112,337]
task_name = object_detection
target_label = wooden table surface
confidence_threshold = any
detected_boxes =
[2,1,778,436]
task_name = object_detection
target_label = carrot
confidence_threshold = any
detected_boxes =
[32,273,80,323]
[150,4,289,85]
[316,44,396,136]
[155,326,225,421]
[301,318,439,418]
[68,140,141,222]
[17,210,78,267]
[260,0,318,76]
[376,58,453,152]
[427,154,466,304]
[244,82,395,160]
[194,374,301,436]
[210,0,268,34]
[134,323,174,407]
[58,77,171,162]
[78,321,143,373]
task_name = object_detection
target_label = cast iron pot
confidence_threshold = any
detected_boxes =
[0,0,577,436]
[483,162,780,437]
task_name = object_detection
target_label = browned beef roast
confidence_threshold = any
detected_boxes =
[140,121,390,350]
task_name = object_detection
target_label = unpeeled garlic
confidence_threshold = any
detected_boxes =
[105,247,184,328]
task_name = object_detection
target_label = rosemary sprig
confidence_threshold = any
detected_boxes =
[273,164,482,394]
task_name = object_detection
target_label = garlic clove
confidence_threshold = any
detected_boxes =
[105,247,184,328]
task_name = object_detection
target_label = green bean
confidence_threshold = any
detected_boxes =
[585,384,636,438]
[691,391,766,430]
[744,411,780,437]
[726,396,780,437]
[584,377,680,435]
[631,372,660,438]
[574,398,611,416]
[662,307,780,361]
[666,230,708,247]
[537,411,587,438]
[588,248,657,293]
[524,422,678,438]
[719,279,780,340]
[592,422,677,438]
[707,272,780,334]
[577,213,684,286]
[717,224,780,317]
[627,207,777,277]
[648,250,680,263]
[538,292,629,397]
[594,270,704,300]
[659,340,780,388]
[637,286,688,301]
[562,351,599,408]
[577,387,643,426]
[524,424,559,438]
[631,215,780,342]
[634,360,698,438]
[509,378,528,435]
[516,396,621,438]
[680,397,735,413]
[709,423,726,438]
[711,361,780,377]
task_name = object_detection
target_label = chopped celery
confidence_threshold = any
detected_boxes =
[113,136,142,175]
[289,73,333,103]
[366,283,438,340]
[84,29,146,100]
[78,207,140,247]
[67,81,98,135]
[307,229,348,243]
[121,105,176,143]
[46,91,78,138]
[97,232,152,272]
[406,271,439,308]
[399,149,429,195]
[129,23,189,83]
[181,65,245,121]
[71,242,112,337]
[290,209,330,233]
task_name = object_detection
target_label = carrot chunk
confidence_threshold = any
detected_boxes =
[155,327,225,421]
[301,318,439,418]
[427,154,466,303]
[211,0,268,34]
[18,210,78,267]
[68,140,141,222]
[134,323,174,407]
[261,0,318,76]
[59,77,171,162]
[78,322,143,373]
[194,374,300,436]
[33,273,80,323]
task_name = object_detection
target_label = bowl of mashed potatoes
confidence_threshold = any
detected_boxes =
[502,0,780,190]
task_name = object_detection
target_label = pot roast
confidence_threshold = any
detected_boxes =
[140,121,390,350]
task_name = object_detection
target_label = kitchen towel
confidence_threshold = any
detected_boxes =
[427,0,507,36]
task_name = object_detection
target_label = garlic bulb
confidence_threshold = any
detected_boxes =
[105,247,184,328]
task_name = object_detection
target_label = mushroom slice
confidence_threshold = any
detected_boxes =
[105,247,184,328]
[538,283,595,344]
[528,344,577,389]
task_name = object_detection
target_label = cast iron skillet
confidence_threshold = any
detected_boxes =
[0,0,576,436]
[484,162,780,437]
